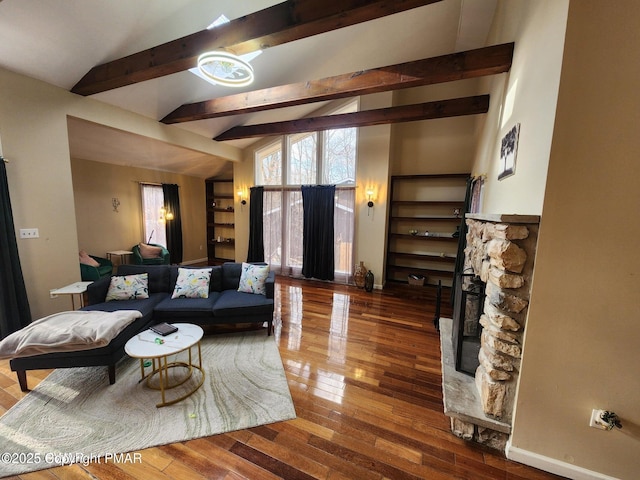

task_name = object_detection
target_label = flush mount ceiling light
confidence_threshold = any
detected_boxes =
[196,50,254,87]
[190,14,262,87]
[190,14,261,88]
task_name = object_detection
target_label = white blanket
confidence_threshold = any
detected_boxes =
[0,310,142,359]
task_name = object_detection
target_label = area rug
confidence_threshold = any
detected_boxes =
[0,330,296,477]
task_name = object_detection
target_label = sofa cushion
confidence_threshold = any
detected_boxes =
[139,242,162,259]
[117,265,170,293]
[153,293,219,318]
[82,292,167,319]
[105,273,149,301]
[79,250,99,267]
[238,262,269,295]
[171,267,212,299]
[221,262,243,290]
[209,266,222,292]
[212,290,274,318]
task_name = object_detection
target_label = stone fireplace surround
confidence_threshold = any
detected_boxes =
[439,213,539,451]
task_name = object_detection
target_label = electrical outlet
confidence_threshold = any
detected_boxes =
[19,228,39,238]
[590,409,608,430]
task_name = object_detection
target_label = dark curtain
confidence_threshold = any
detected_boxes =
[247,186,264,262]
[451,177,474,306]
[301,185,335,281]
[0,161,31,338]
[162,184,183,264]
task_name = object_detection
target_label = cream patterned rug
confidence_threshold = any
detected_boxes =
[0,330,296,477]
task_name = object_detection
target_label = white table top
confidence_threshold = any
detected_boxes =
[50,281,93,295]
[125,323,203,359]
[107,250,133,255]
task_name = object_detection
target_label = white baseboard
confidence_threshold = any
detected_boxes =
[506,441,620,480]
[180,257,208,266]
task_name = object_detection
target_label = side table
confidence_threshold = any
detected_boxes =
[124,323,205,407]
[50,281,93,309]
[106,250,133,268]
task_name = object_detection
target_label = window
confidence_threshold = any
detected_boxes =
[255,141,282,185]
[255,100,358,281]
[288,132,317,185]
[140,184,167,246]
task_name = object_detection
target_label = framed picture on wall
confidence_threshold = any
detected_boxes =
[498,123,520,180]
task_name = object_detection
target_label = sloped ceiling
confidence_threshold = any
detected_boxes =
[0,0,497,178]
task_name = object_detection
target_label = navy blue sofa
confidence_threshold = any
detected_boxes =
[10,262,275,391]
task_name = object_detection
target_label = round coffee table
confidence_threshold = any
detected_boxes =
[124,323,205,407]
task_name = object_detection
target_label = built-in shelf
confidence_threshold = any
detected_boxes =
[386,174,469,288]
[390,233,459,241]
[205,178,235,265]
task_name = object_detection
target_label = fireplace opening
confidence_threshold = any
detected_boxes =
[452,273,485,375]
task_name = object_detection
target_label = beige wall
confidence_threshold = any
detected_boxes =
[509,1,640,478]
[354,92,393,286]
[71,158,207,264]
[473,0,568,215]
[391,78,483,176]
[0,67,239,319]
[233,158,252,264]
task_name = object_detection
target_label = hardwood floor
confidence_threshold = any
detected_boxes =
[0,276,565,480]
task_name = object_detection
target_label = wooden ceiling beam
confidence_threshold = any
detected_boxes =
[162,43,513,124]
[213,95,490,141]
[71,0,442,96]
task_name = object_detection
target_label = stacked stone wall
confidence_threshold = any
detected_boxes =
[464,218,538,423]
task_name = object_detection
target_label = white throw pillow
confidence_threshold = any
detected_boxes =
[171,268,212,299]
[105,273,149,301]
[238,263,269,295]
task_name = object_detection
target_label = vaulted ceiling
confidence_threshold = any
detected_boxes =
[0,0,502,178]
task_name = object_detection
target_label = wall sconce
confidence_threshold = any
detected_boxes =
[238,190,247,206]
[159,206,174,223]
[366,189,375,215]
[112,197,120,212]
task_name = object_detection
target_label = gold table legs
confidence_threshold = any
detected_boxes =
[138,341,205,407]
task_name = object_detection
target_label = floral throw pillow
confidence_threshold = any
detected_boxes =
[238,263,269,295]
[105,273,149,301]
[171,268,212,299]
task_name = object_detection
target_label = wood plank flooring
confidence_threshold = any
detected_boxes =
[0,276,565,479]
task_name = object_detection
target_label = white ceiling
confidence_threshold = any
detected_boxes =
[0,0,497,178]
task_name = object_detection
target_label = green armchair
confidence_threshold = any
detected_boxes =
[131,243,170,265]
[79,254,113,281]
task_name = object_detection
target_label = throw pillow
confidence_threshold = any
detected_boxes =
[139,243,162,259]
[238,262,269,295]
[171,268,212,299]
[105,273,149,301]
[79,250,100,267]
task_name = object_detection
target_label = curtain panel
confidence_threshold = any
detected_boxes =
[162,184,182,264]
[0,161,31,338]
[301,185,335,281]
[247,186,264,262]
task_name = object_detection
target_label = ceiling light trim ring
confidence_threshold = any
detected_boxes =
[197,51,254,87]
